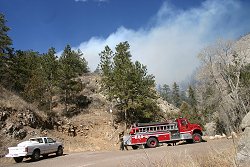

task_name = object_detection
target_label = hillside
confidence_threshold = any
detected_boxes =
[0,73,178,156]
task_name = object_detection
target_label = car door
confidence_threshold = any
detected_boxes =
[179,119,189,132]
[43,138,51,154]
[36,138,45,154]
[47,138,58,153]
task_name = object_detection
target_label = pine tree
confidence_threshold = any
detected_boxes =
[129,61,157,122]
[99,45,113,98]
[172,82,181,107]
[23,63,46,102]
[0,13,13,86]
[187,85,197,109]
[41,47,59,111]
[58,45,88,114]
[180,90,188,103]
[0,13,12,57]
[162,84,171,102]
[112,42,133,125]
[180,101,189,117]
[99,42,159,126]
[10,50,41,93]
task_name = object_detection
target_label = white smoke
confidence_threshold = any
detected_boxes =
[68,0,250,85]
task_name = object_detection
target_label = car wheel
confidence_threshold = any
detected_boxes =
[56,146,63,156]
[13,157,23,163]
[31,149,40,161]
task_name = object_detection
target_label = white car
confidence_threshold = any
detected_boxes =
[5,137,63,163]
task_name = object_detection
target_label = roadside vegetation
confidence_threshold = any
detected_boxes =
[1,12,250,134]
[0,11,250,166]
[158,38,250,134]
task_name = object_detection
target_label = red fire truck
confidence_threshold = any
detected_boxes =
[123,118,203,149]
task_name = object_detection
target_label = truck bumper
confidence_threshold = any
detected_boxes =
[5,153,27,157]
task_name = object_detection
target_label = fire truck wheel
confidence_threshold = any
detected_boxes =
[186,139,193,143]
[132,145,139,150]
[146,137,158,148]
[193,133,202,143]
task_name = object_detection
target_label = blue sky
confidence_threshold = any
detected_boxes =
[0,0,202,52]
[1,0,250,84]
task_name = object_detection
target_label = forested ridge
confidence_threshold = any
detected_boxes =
[1,12,250,136]
[0,13,161,125]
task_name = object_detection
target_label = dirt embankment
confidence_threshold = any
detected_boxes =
[0,73,178,160]
[0,74,122,155]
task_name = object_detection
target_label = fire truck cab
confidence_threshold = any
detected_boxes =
[123,118,203,149]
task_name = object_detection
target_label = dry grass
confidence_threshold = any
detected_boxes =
[0,86,47,118]
[0,86,28,110]
[121,145,236,167]
[162,149,235,167]
[0,157,14,167]
[194,151,235,167]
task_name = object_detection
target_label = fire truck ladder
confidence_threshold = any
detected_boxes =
[136,122,178,132]
[159,123,178,131]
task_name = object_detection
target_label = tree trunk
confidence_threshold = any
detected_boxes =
[65,89,68,112]
[49,72,53,113]
[124,109,127,130]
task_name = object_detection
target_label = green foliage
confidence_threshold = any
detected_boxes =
[74,95,92,108]
[161,84,171,102]
[59,45,88,78]
[41,47,59,82]
[172,82,181,107]
[214,117,227,135]
[163,111,180,120]
[99,45,113,98]
[23,65,46,102]
[0,41,89,116]
[39,47,59,110]
[58,45,89,114]
[0,13,12,57]
[179,101,204,127]
[159,83,203,126]
[187,85,197,109]
[11,50,42,93]
[0,13,91,118]
[99,41,159,124]
[0,13,13,86]
[240,63,250,86]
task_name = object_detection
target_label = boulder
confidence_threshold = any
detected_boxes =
[214,135,223,139]
[241,112,250,131]
[14,129,27,140]
[204,122,216,136]
[209,136,215,140]
[6,123,14,134]
[231,131,238,138]
[237,112,250,166]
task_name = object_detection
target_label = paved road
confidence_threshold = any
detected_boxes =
[2,139,235,167]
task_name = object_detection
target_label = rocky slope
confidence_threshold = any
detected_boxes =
[0,73,177,156]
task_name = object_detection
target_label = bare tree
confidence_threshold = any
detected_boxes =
[196,36,250,133]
